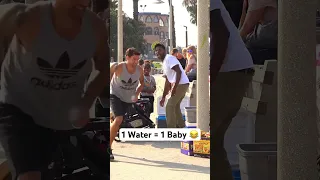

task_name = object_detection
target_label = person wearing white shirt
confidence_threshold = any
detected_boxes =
[210,0,255,179]
[154,43,190,128]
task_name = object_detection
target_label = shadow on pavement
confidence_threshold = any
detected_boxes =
[114,154,210,174]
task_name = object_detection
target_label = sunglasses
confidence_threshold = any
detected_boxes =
[187,50,193,53]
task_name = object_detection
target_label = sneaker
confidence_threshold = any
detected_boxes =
[109,149,114,161]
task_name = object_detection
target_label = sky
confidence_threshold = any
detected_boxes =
[122,0,198,47]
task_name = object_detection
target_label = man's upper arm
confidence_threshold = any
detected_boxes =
[0,4,27,37]
[210,0,223,11]
[210,9,229,37]
[93,15,109,72]
[248,0,276,12]
[139,66,144,84]
[110,63,118,76]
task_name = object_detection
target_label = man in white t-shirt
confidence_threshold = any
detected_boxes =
[210,0,255,179]
[154,43,190,128]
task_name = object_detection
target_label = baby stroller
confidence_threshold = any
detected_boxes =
[27,118,111,180]
[111,98,156,142]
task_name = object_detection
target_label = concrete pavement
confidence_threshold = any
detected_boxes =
[110,141,210,180]
[0,138,210,180]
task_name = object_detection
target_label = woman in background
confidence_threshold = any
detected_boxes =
[239,0,278,64]
[182,48,187,61]
[185,46,197,81]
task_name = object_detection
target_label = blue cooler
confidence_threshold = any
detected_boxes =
[156,115,186,128]
[232,169,241,180]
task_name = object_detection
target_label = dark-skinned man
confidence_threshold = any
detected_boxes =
[154,43,189,128]
[210,0,255,179]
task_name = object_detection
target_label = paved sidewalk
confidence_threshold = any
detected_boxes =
[110,141,210,180]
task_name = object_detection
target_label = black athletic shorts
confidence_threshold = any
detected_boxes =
[0,103,57,179]
[110,94,131,117]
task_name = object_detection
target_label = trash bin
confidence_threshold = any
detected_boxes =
[236,143,277,180]
[185,106,197,123]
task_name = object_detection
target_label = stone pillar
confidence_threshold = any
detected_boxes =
[117,0,123,62]
[278,0,318,179]
[196,0,210,132]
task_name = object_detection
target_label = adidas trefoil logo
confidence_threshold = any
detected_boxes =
[120,78,138,91]
[37,51,87,79]
[30,51,88,91]
[121,78,138,86]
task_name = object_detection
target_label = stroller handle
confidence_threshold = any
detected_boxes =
[136,98,150,104]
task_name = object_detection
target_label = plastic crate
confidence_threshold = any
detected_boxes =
[184,106,196,123]
[236,143,277,180]
[185,122,197,128]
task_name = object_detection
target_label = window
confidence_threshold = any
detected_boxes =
[153,16,159,23]
[160,32,165,39]
[145,16,152,23]
[165,32,169,38]
[145,27,153,35]
[159,18,164,27]
[147,43,152,51]
[139,16,144,22]
[154,27,159,35]
[165,17,169,26]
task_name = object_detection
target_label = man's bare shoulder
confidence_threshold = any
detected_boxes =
[87,11,108,40]
[17,2,49,29]
[111,62,124,70]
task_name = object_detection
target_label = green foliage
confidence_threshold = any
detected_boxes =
[151,41,160,51]
[182,0,197,25]
[152,62,162,69]
[110,0,146,60]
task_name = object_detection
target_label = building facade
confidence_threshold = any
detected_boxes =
[138,12,169,59]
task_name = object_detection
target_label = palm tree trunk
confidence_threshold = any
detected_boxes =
[168,0,176,48]
[133,0,139,21]
[172,6,176,48]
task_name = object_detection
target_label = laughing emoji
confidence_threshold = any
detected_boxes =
[190,130,199,139]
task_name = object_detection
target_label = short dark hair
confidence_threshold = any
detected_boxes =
[171,48,178,55]
[139,59,144,65]
[144,63,151,69]
[154,43,165,50]
[126,47,141,57]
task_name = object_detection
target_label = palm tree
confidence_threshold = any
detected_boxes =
[167,0,176,48]
[182,0,197,25]
[133,0,139,21]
